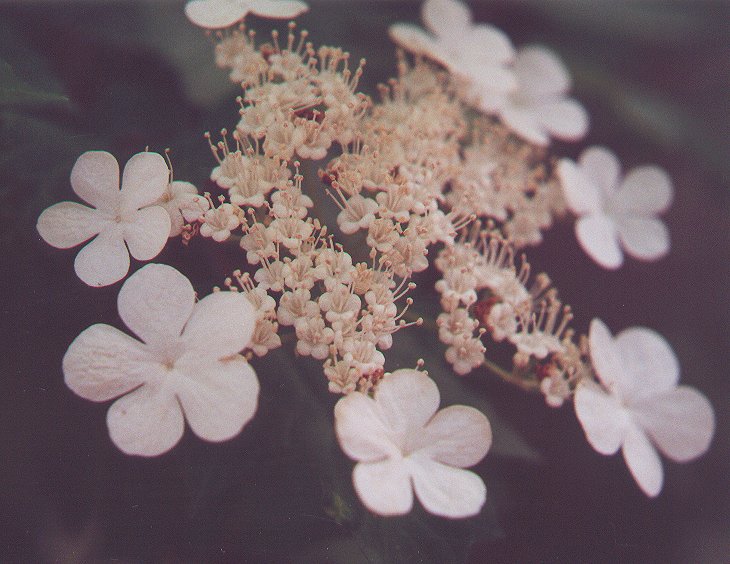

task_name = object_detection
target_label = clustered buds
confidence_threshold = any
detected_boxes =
[184,18,653,416]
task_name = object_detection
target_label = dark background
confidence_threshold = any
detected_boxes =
[1,1,728,562]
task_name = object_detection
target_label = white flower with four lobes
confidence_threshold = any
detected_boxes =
[62,263,260,457]
[498,45,588,146]
[185,0,308,29]
[574,319,714,497]
[335,369,492,518]
[37,151,171,287]
[389,0,516,113]
[559,146,673,269]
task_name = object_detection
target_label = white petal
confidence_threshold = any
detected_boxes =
[614,166,673,215]
[352,459,413,516]
[411,406,491,468]
[174,356,259,442]
[106,385,184,457]
[535,98,589,142]
[579,146,621,197]
[182,291,256,359]
[165,204,186,238]
[499,106,549,146]
[422,0,471,38]
[167,180,200,229]
[470,86,509,115]
[615,216,670,262]
[574,380,628,456]
[632,386,714,462]
[409,457,486,518]
[250,0,308,18]
[575,214,623,269]
[588,318,627,393]
[185,0,248,29]
[557,158,601,216]
[63,323,154,401]
[464,25,515,64]
[614,326,679,398]
[117,263,195,346]
[170,180,198,198]
[37,201,109,249]
[375,369,440,436]
[622,423,663,497]
[465,64,517,96]
[335,393,400,462]
[74,228,130,287]
[120,152,170,214]
[515,45,571,100]
[389,23,445,62]
[124,206,171,261]
[70,151,120,211]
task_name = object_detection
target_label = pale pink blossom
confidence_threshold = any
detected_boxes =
[200,203,241,242]
[486,302,517,342]
[280,255,315,291]
[37,151,171,287]
[240,223,276,264]
[342,339,385,376]
[295,316,334,360]
[498,46,588,146]
[63,264,259,456]
[575,319,714,497]
[389,0,516,113]
[559,146,673,269]
[337,194,379,235]
[319,284,362,324]
[156,181,209,237]
[445,334,486,376]
[540,369,571,409]
[254,260,287,292]
[325,358,360,395]
[277,289,318,326]
[437,308,479,346]
[335,369,492,517]
[249,318,282,357]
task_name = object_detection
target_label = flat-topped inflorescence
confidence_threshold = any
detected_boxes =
[33,0,714,520]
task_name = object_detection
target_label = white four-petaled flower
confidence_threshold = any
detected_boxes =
[185,0,308,29]
[388,0,588,145]
[37,151,171,287]
[559,146,673,269]
[63,263,260,457]
[574,319,714,497]
[498,46,589,146]
[335,368,492,518]
[389,0,516,113]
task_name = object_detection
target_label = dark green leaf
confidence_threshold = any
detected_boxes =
[0,59,68,107]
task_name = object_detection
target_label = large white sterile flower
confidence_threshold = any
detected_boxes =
[335,369,492,518]
[575,319,714,497]
[558,146,673,269]
[63,264,260,457]
[498,45,588,146]
[389,0,516,112]
[185,0,308,29]
[37,151,171,287]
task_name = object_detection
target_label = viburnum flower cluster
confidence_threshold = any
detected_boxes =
[36,0,714,524]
